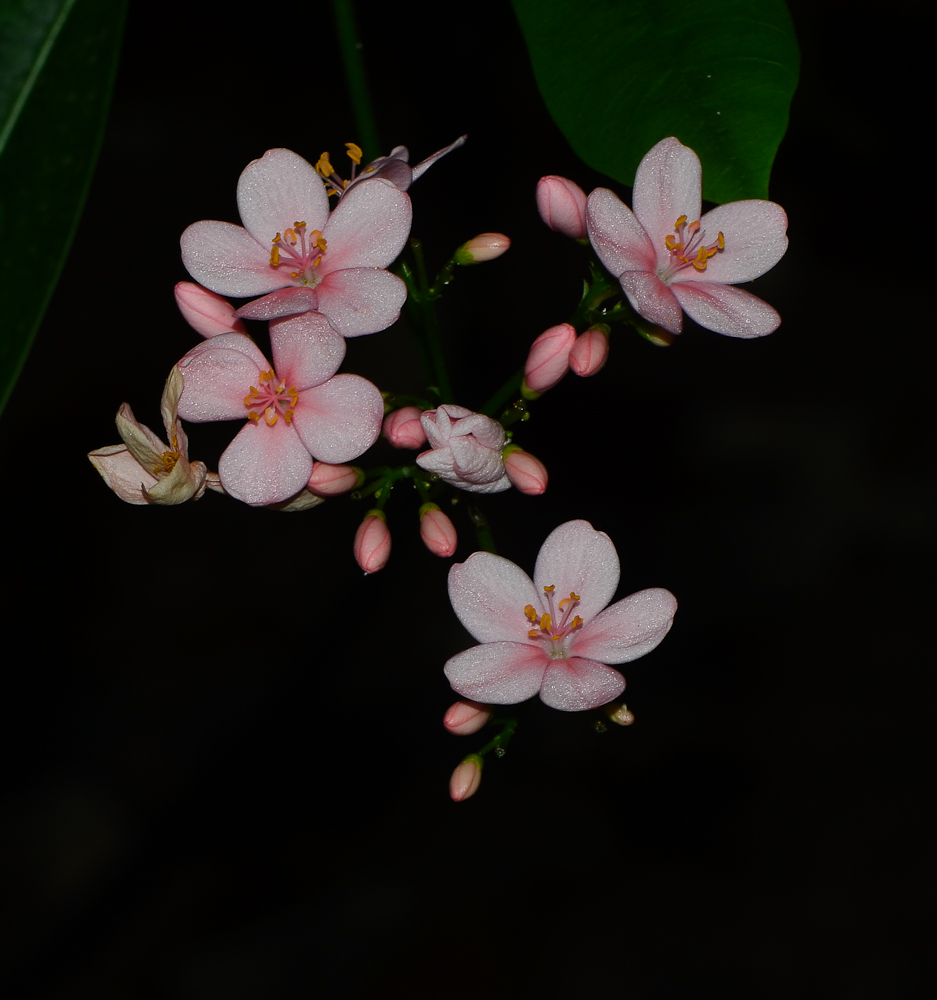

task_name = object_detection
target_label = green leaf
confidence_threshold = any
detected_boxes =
[0,0,127,416]
[511,0,799,203]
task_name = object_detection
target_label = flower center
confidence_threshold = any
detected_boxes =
[524,585,584,659]
[244,370,299,427]
[152,428,181,476]
[659,214,724,282]
[269,220,328,286]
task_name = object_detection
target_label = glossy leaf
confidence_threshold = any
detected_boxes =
[511,0,799,203]
[0,0,127,416]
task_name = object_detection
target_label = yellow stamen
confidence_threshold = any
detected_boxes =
[717,231,725,250]
[284,228,296,245]
[270,246,280,267]
[674,215,687,228]
[524,604,538,623]
[264,408,277,426]
[540,613,552,631]
[569,615,583,630]
[316,153,333,178]
[248,411,260,422]
[294,220,306,229]
[543,584,555,593]
[345,142,363,164]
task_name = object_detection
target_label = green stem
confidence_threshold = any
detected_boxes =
[477,716,518,757]
[467,503,497,554]
[330,0,381,160]
[481,367,524,418]
[405,240,455,403]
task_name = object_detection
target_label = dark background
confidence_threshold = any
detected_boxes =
[2,1,932,996]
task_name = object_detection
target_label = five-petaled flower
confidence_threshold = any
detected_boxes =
[88,367,209,505]
[587,137,788,338]
[444,520,677,711]
[416,404,511,494]
[176,312,383,506]
[180,148,412,333]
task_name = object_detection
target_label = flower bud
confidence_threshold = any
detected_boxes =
[353,510,391,574]
[536,175,588,239]
[308,462,362,496]
[503,446,548,495]
[454,232,511,264]
[419,502,458,557]
[443,700,492,736]
[174,282,246,339]
[603,702,635,726]
[522,322,577,396]
[449,754,484,802]
[569,325,610,377]
[383,406,427,449]
[634,318,677,347]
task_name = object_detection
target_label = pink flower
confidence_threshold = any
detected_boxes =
[307,461,362,496]
[523,323,577,395]
[324,135,467,196]
[503,447,548,495]
[586,137,788,338]
[569,326,610,377]
[416,404,510,494]
[453,233,511,264]
[180,148,411,334]
[443,700,492,736]
[88,367,209,505]
[444,520,677,711]
[383,405,427,449]
[536,175,588,239]
[174,282,246,339]
[354,510,392,573]
[449,755,484,801]
[176,312,382,505]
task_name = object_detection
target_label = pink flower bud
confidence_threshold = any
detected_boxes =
[174,282,246,339]
[522,322,577,396]
[383,406,427,449]
[308,462,362,496]
[536,175,588,239]
[419,503,458,557]
[569,325,610,377]
[449,754,484,802]
[443,700,492,736]
[454,233,511,264]
[353,510,391,574]
[503,446,548,495]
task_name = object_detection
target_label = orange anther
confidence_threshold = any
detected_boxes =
[270,247,280,267]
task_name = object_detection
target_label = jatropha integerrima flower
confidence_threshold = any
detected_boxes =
[586,137,788,338]
[444,520,677,711]
[180,147,412,332]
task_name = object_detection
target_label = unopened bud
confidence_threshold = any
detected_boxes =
[454,233,511,264]
[353,510,391,574]
[419,502,458,557]
[569,325,610,377]
[174,282,246,338]
[604,702,635,726]
[536,175,588,239]
[308,462,363,496]
[503,446,548,495]
[383,406,427,449]
[522,322,577,396]
[449,754,484,801]
[443,700,492,736]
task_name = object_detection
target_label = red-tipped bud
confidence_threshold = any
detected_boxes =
[353,510,391,574]
[569,325,610,377]
[419,502,458,557]
[443,700,492,736]
[308,462,363,496]
[449,754,484,802]
[503,446,548,495]
[522,322,577,396]
[454,232,511,264]
[174,282,246,339]
[536,175,588,239]
[383,406,427,449]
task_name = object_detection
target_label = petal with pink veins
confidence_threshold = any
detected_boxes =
[676,200,789,284]
[181,221,283,298]
[632,137,702,253]
[270,313,346,390]
[315,267,407,337]
[534,520,620,625]
[444,642,548,705]
[619,270,684,334]
[236,148,329,244]
[448,552,540,643]
[321,178,412,271]
[290,374,383,463]
[586,188,657,277]
[218,418,313,506]
[540,657,625,711]
[177,336,269,422]
[571,588,677,665]
[671,281,781,338]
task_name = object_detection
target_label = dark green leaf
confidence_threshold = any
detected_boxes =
[511,0,798,203]
[0,0,127,415]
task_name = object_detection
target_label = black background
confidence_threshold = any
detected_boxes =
[2,1,932,996]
